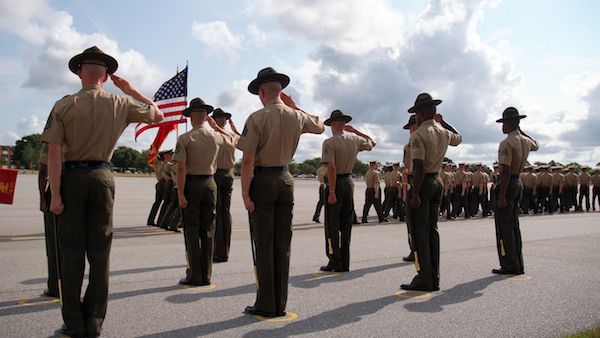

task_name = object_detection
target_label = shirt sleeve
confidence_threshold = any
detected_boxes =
[410,133,425,161]
[448,130,462,146]
[497,140,513,166]
[528,137,539,152]
[321,141,335,165]
[172,135,187,164]
[236,115,260,155]
[121,96,158,123]
[356,136,373,151]
[38,143,48,165]
[301,113,325,134]
[41,105,64,145]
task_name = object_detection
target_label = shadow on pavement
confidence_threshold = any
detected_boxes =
[403,275,503,313]
[290,261,410,289]
[142,295,406,337]
[20,265,187,285]
[138,316,256,337]
[244,295,406,338]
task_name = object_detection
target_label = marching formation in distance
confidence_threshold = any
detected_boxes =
[35,46,598,337]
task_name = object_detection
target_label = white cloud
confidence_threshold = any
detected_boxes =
[17,115,43,135]
[248,0,406,55]
[250,0,526,164]
[0,0,166,96]
[191,21,242,64]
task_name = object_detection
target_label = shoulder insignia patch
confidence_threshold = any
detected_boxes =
[242,125,248,137]
[412,139,421,149]
[44,112,53,131]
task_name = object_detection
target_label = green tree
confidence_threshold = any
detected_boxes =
[352,159,369,175]
[13,133,42,169]
[111,146,142,169]
[298,162,317,175]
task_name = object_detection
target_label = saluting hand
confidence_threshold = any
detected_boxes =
[280,92,299,110]
[111,74,133,95]
[206,116,218,129]
[434,114,443,123]
[50,195,64,215]
[344,125,356,133]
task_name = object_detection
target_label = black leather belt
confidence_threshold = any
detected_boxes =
[254,166,288,175]
[64,161,109,170]
[337,173,351,178]
[216,168,231,174]
[186,174,213,180]
[425,173,438,178]
[510,175,519,179]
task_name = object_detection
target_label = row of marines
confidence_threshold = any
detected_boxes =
[39,46,540,337]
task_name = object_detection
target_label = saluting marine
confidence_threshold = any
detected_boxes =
[492,107,538,276]
[42,46,163,337]
[320,110,374,272]
[237,67,324,318]
[401,93,462,292]
[211,108,241,263]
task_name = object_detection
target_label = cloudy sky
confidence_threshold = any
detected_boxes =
[1,0,599,166]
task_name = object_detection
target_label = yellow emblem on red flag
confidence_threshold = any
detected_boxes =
[0,169,18,205]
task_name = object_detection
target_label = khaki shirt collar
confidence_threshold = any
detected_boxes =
[265,97,284,107]
[81,84,102,91]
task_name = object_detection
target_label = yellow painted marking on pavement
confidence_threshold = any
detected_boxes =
[311,271,341,278]
[18,296,60,307]
[394,290,432,299]
[255,311,298,322]
[501,274,531,281]
[182,284,217,292]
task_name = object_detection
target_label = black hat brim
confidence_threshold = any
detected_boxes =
[407,99,442,113]
[324,115,352,126]
[496,115,527,123]
[211,111,232,120]
[68,52,118,75]
[183,104,214,117]
[248,73,290,95]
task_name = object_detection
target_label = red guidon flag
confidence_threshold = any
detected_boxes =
[0,169,18,205]
[135,66,188,166]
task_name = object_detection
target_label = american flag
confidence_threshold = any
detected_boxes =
[135,66,188,140]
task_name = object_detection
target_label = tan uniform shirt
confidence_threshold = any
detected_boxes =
[497,130,539,176]
[482,172,490,189]
[365,169,381,189]
[521,172,537,188]
[154,160,164,180]
[551,173,563,188]
[402,143,411,173]
[316,166,327,184]
[215,133,239,170]
[409,119,462,173]
[391,170,401,188]
[579,173,591,186]
[592,173,600,187]
[537,172,551,187]
[162,162,174,181]
[321,132,373,174]
[236,97,324,166]
[173,127,222,175]
[564,172,578,187]
[465,171,473,187]
[455,170,466,187]
[41,84,158,161]
[472,171,483,187]
[444,171,454,190]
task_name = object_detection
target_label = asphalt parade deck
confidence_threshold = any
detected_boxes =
[1,175,598,337]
